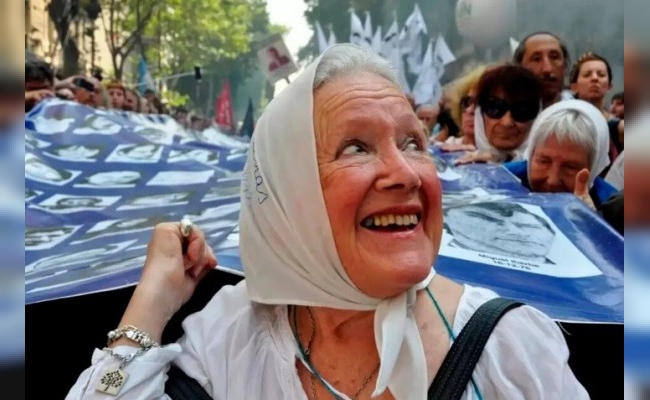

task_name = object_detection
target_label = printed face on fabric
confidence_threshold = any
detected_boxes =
[443,202,556,263]
[314,71,443,299]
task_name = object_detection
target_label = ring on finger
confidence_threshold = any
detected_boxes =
[180,218,194,238]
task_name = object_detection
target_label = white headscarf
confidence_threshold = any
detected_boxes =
[239,44,432,400]
[473,105,532,161]
[523,99,610,187]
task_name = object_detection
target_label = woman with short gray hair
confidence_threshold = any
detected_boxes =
[505,99,616,208]
[68,44,587,400]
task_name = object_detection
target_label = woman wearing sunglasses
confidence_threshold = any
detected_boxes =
[505,100,617,209]
[439,65,488,152]
[455,64,542,165]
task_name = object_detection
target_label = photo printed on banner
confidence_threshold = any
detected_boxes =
[105,144,163,163]
[25,153,81,186]
[183,202,241,223]
[117,191,193,210]
[202,179,241,202]
[25,189,43,202]
[169,149,220,165]
[135,127,175,145]
[29,116,76,135]
[43,144,103,162]
[72,114,122,135]
[32,194,121,214]
[439,201,602,278]
[26,254,147,293]
[146,170,214,186]
[25,240,137,278]
[25,225,82,251]
[433,155,462,181]
[442,188,509,208]
[74,171,142,188]
[71,216,169,244]
[25,135,51,149]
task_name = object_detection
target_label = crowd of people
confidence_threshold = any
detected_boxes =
[24,51,213,131]
[63,29,636,400]
[409,32,627,234]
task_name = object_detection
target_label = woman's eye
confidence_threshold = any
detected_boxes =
[341,143,365,156]
[404,138,422,152]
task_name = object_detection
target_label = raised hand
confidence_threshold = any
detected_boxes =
[573,168,595,210]
[454,150,497,165]
[440,143,477,153]
[115,222,217,344]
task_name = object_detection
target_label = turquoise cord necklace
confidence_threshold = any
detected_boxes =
[292,288,483,400]
[425,287,483,400]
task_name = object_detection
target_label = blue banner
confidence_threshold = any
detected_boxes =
[25,101,623,324]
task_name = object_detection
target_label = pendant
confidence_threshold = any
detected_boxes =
[95,368,128,396]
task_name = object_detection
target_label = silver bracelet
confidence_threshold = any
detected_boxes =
[107,325,159,349]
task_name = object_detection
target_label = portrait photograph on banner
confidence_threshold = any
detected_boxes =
[256,34,298,83]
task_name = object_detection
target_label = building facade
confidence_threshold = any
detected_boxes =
[25,0,113,76]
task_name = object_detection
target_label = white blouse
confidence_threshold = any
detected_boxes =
[66,281,589,400]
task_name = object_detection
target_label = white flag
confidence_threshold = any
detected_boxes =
[328,25,337,47]
[372,26,383,54]
[315,21,329,55]
[412,40,442,106]
[510,37,520,55]
[363,11,374,49]
[432,35,456,79]
[350,10,365,47]
[399,4,428,75]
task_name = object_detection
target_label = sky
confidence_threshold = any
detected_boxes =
[266,0,312,93]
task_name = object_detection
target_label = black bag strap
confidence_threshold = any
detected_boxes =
[428,297,524,400]
[166,364,213,400]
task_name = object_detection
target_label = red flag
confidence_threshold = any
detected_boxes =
[214,80,235,132]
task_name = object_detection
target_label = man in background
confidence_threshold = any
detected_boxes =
[513,32,570,108]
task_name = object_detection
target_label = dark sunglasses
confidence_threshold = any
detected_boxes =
[480,96,539,123]
[460,95,475,111]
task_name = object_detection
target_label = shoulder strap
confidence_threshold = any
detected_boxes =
[428,297,524,400]
[165,365,213,400]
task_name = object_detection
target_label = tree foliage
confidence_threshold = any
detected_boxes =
[100,0,159,79]
[154,0,283,118]
[145,0,254,77]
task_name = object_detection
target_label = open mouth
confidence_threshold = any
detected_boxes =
[361,213,422,232]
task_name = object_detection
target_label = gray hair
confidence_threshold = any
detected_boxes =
[313,44,402,91]
[530,109,597,166]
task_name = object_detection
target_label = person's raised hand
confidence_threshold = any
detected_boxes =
[454,150,497,165]
[441,143,476,153]
[574,168,595,210]
[25,89,54,104]
[118,222,217,342]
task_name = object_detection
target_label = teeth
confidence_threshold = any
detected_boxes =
[362,214,420,228]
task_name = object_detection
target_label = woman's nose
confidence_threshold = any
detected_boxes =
[546,166,562,187]
[376,148,421,192]
[500,111,516,126]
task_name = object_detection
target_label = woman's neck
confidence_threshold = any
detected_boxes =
[586,97,607,115]
[295,305,375,344]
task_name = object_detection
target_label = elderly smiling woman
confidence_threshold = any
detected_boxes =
[66,45,588,400]
[505,99,617,208]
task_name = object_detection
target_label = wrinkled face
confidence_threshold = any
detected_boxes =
[530,135,590,193]
[521,34,565,103]
[460,88,477,138]
[626,161,650,228]
[445,204,555,261]
[416,105,439,133]
[482,92,535,152]
[315,72,443,299]
[572,60,611,103]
